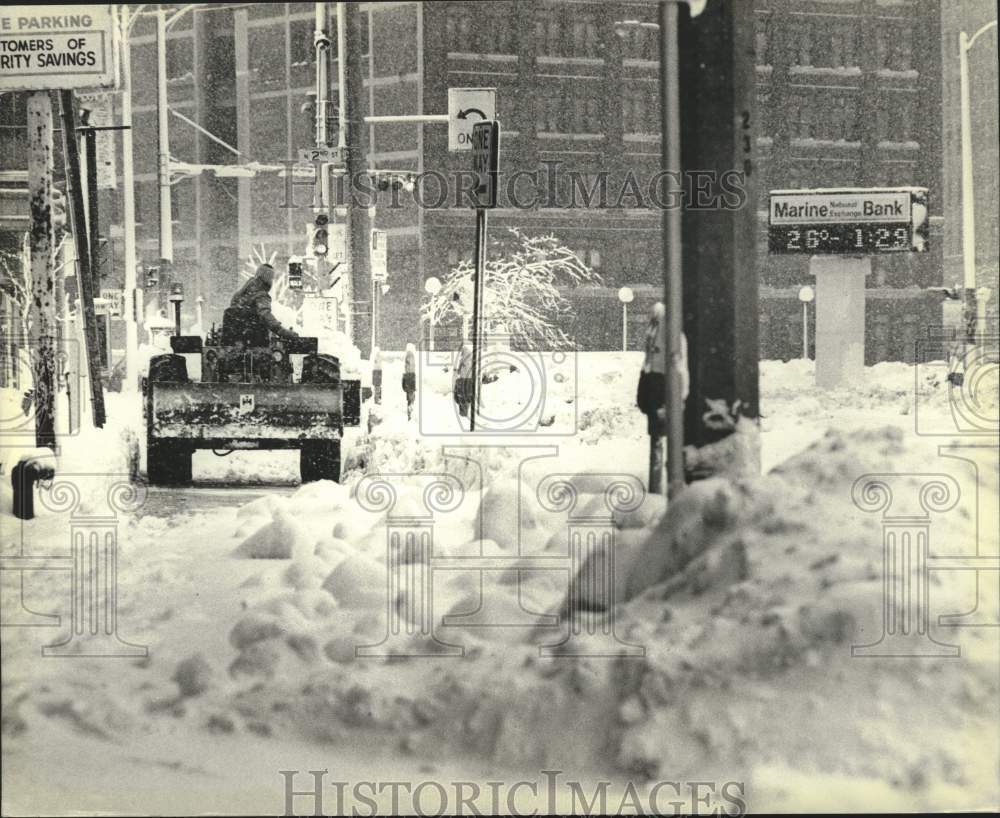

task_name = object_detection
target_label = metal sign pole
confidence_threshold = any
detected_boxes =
[83,126,100,284]
[802,302,808,359]
[469,207,487,432]
[660,0,684,496]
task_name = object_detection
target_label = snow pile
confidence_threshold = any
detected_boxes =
[611,426,998,803]
[207,425,997,809]
[3,354,997,814]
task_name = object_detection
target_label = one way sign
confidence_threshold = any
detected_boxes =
[448,88,497,151]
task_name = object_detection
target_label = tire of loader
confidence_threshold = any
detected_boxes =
[147,354,193,486]
[300,440,341,483]
[147,441,193,485]
[148,353,188,384]
[301,353,340,384]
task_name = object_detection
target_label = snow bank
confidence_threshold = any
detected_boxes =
[4,354,997,814]
[210,425,997,809]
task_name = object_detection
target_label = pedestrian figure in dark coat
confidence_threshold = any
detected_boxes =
[454,343,474,420]
[403,343,417,420]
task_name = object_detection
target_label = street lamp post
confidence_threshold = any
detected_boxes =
[798,285,814,360]
[618,286,634,351]
[156,6,172,264]
[614,0,703,497]
[424,276,442,350]
[959,19,997,346]
[118,4,144,392]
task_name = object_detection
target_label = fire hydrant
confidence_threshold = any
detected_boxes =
[11,449,57,520]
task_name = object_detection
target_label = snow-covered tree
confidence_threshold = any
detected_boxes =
[422,229,601,350]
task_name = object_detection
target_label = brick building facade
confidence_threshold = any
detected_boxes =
[1,0,952,360]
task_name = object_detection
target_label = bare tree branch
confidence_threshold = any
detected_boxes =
[421,228,601,350]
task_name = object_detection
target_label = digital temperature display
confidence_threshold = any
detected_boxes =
[769,223,914,254]
[768,187,928,255]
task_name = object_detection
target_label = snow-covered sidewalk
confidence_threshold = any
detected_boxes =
[2,354,997,814]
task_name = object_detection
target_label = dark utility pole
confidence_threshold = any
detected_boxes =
[59,90,106,428]
[678,0,758,464]
[27,92,57,448]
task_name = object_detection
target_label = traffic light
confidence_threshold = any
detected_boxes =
[312,213,329,257]
[50,188,67,233]
[287,256,303,290]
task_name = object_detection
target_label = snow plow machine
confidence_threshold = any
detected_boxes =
[145,314,361,486]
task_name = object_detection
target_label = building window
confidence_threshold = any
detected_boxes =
[289,20,314,68]
[823,94,858,142]
[793,96,815,139]
[535,10,563,57]
[878,97,914,142]
[795,20,813,66]
[572,92,601,134]
[446,7,474,52]
[166,37,193,80]
[755,13,771,64]
[489,8,513,55]
[248,25,285,89]
[447,248,458,267]
[569,14,599,58]
[537,86,563,132]
[828,21,858,68]
[623,84,657,134]
[878,24,913,71]
[620,23,656,61]
[589,249,601,269]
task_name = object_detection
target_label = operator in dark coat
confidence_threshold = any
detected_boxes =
[228,263,299,340]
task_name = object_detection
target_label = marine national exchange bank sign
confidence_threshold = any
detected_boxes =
[0,6,117,91]
[768,187,929,255]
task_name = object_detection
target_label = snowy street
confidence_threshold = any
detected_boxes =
[3,1,999,814]
[3,353,998,814]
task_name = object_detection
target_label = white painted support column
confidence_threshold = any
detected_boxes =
[811,255,870,389]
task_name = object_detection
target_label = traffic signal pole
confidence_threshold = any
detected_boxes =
[119,5,139,392]
[314,2,331,298]
[82,124,101,286]
[344,1,371,355]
